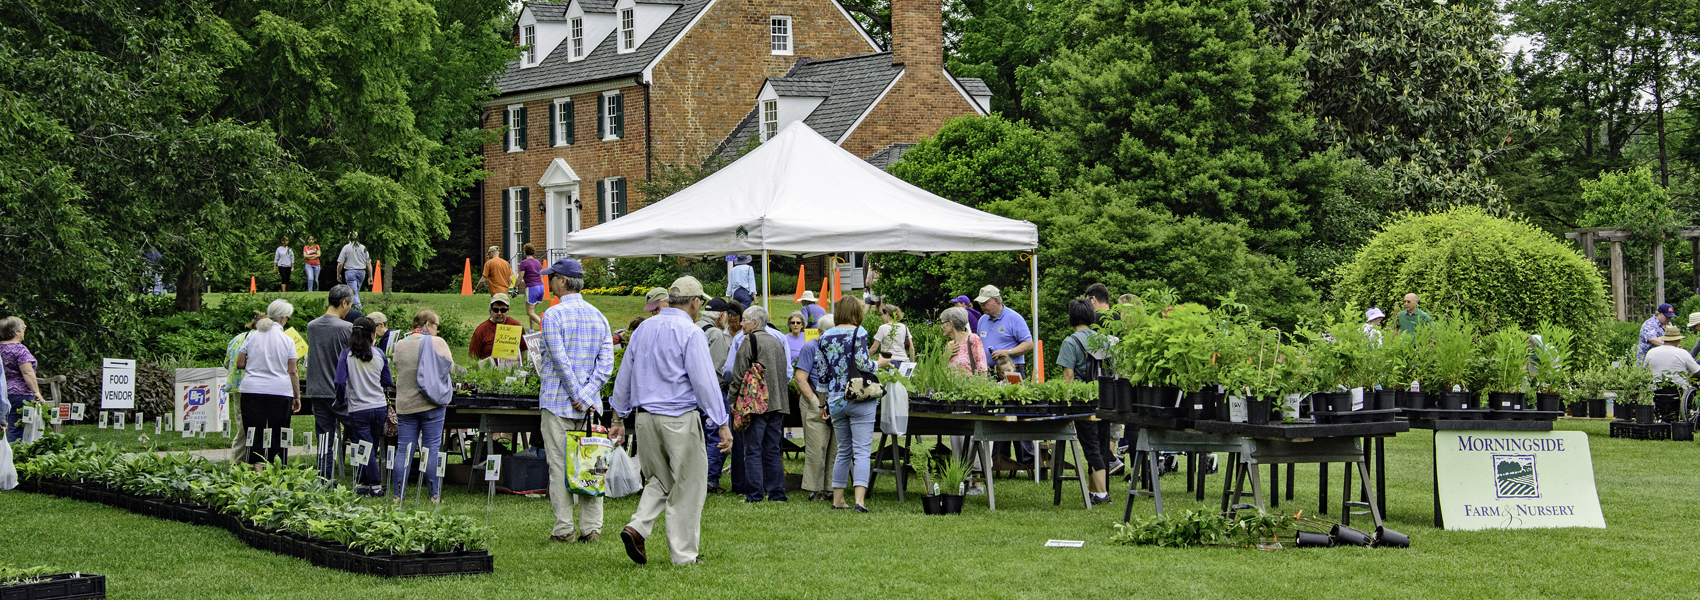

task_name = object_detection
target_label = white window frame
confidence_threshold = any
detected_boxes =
[570,17,584,58]
[554,98,572,146]
[762,99,779,141]
[508,186,526,255]
[603,177,626,220]
[602,91,621,141]
[770,16,792,55]
[506,104,524,152]
[523,25,536,65]
[619,8,635,53]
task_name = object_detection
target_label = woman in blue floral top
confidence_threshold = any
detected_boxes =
[812,300,886,512]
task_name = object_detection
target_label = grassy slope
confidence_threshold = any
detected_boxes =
[0,420,1686,598]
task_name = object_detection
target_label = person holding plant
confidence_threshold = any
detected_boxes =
[1640,303,1677,359]
[537,258,616,542]
[939,307,987,374]
[236,300,302,466]
[793,315,837,501]
[870,304,914,365]
[1057,299,1112,505]
[391,309,459,504]
[815,299,884,512]
[302,236,322,292]
[0,317,42,443]
[469,294,529,364]
[336,317,392,497]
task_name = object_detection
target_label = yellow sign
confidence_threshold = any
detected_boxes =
[804,328,821,342]
[492,324,523,360]
[284,327,309,360]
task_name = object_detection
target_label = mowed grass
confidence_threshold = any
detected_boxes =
[2,419,1694,598]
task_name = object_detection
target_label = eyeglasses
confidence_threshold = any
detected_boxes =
[491,307,508,313]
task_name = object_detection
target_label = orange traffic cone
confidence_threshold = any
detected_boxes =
[372,260,383,293]
[819,277,829,302]
[793,266,806,301]
[1034,341,1046,383]
[249,276,256,293]
[460,259,473,295]
[831,272,842,302]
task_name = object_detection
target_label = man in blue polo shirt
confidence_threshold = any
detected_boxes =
[975,284,1036,466]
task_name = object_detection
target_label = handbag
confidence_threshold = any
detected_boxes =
[845,329,884,401]
[414,333,454,407]
[564,422,612,497]
[732,334,770,431]
[384,404,399,438]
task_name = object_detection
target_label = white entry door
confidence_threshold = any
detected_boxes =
[546,186,579,255]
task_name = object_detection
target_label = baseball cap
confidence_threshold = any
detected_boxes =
[705,298,735,313]
[489,293,511,307]
[1658,303,1676,317]
[974,285,1000,304]
[952,295,971,305]
[669,276,712,303]
[644,287,669,312]
[487,245,500,254]
[540,258,584,278]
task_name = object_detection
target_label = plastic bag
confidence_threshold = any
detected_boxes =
[563,429,613,497]
[605,448,642,499]
[0,437,15,491]
[880,382,909,436]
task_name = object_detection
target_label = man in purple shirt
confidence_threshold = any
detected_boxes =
[613,276,732,566]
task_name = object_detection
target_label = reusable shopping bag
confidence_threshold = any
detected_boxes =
[563,424,613,497]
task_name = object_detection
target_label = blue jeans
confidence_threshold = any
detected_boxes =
[742,412,787,501]
[5,394,28,443]
[305,264,321,292]
[705,412,728,489]
[310,396,348,481]
[392,407,445,500]
[344,269,366,308]
[347,407,386,487]
[831,399,877,489]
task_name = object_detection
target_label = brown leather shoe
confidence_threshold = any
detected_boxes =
[578,531,599,543]
[621,526,647,564]
[548,535,575,543]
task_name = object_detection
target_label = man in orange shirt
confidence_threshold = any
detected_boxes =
[478,246,513,296]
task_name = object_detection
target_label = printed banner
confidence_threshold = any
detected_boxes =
[1435,430,1605,530]
[174,368,229,433]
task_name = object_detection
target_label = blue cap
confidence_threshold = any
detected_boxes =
[541,258,584,278]
[1659,303,1676,317]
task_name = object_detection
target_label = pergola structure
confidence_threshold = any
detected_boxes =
[1563,227,1700,321]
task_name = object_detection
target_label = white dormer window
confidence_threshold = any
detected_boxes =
[762,100,779,140]
[570,17,584,58]
[619,8,635,52]
[523,25,536,64]
[770,16,792,55]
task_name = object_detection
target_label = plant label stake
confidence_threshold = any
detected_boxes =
[70,403,86,421]
[181,419,194,438]
[280,428,293,449]
[99,411,109,429]
[436,451,447,478]
[115,412,125,430]
[198,422,207,438]
[486,455,501,529]
[385,446,395,470]
[263,428,273,449]
[221,418,229,438]
[155,416,162,435]
[247,427,257,449]
[133,413,141,431]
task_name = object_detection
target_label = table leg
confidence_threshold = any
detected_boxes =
[1195,454,1208,502]
[1432,431,1443,529]
[1148,445,1164,515]
[1341,462,1353,527]
[896,435,907,502]
[1318,463,1329,515]
[982,440,997,511]
[1376,437,1387,518]
[1248,461,1265,512]
[1186,453,1195,493]
[1269,462,1279,509]
[1052,441,1064,507]
[1033,443,1042,483]
[1072,438,1091,510]
[1231,458,1247,508]
[1123,447,1138,522]
[1220,453,1237,512]
[1356,460,1384,528]
[1286,463,1295,501]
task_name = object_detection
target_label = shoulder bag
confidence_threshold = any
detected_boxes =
[732,333,770,430]
[845,329,885,401]
[415,334,455,407]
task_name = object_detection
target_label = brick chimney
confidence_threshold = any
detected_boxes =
[890,0,942,84]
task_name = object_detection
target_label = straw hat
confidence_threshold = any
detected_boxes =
[1658,324,1686,343]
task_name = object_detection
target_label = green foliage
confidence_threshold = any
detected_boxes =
[1482,326,1530,394]
[888,115,1062,208]
[1109,509,1294,548]
[1035,0,1338,253]
[1334,206,1611,345]
[0,564,56,586]
[943,0,1067,120]
[1430,317,1478,389]
[1532,322,1576,394]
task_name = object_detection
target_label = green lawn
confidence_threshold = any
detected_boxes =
[1,420,1690,597]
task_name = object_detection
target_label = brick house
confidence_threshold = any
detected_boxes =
[480,0,989,266]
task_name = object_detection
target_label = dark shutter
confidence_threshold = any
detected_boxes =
[501,188,512,257]
[596,180,606,224]
[501,108,511,151]
[612,93,624,138]
[614,178,627,217]
[517,106,528,149]
[564,100,575,145]
[596,96,605,139]
[548,102,557,146]
[519,187,531,246]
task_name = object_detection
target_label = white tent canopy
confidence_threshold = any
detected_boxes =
[562,121,1038,258]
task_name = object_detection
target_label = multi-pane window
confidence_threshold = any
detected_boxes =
[599,92,623,140]
[771,16,792,54]
[523,25,536,64]
[620,9,635,51]
[570,18,584,58]
[504,104,527,151]
[762,100,779,140]
[553,99,574,146]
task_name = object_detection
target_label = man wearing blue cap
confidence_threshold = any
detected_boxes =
[1640,303,1677,359]
[537,258,616,543]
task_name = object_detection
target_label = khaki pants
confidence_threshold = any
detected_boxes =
[542,411,604,538]
[801,400,838,492]
[627,411,708,565]
[229,393,248,463]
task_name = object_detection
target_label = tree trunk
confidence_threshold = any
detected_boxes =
[174,263,204,313]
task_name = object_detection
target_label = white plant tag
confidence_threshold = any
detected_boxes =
[263,428,273,449]
[99,412,109,429]
[71,403,86,420]
[435,451,447,478]
[155,416,162,435]
[385,446,396,470]
[485,455,502,481]
[247,427,257,448]
[280,428,294,448]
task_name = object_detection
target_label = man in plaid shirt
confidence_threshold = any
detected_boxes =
[537,258,615,543]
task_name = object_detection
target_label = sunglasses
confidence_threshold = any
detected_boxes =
[491,307,509,313]
[789,320,803,325]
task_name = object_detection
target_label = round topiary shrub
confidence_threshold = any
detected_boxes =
[1334,206,1609,338]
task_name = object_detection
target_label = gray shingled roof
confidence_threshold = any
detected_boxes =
[958,77,991,96]
[769,78,834,97]
[497,0,708,95]
[715,53,903,162]
[865,142,916,169]
[532,2,570,20]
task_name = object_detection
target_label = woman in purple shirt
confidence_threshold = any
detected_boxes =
[519,243,545,332]
[1,317,43,443]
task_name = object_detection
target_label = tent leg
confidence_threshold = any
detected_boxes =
[762,250,771,316]
[1029,249,1039,350]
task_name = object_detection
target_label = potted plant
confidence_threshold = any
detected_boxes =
[1429,318,1477,410]
[1531,322,1574,413]
[1612,355,1656,423]
[935,455,971,514]
[1483,326,1529,413]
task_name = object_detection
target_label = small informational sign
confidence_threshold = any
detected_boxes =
[99,411,109,429]
[1044,540,1085,548]
[485,456,502,481]
[1228,397,1247,423]
[70,403,86,421]
[897,362,917,377]
[354,441,373,466]
[419,449,431,473]
[1435,431,1605,530]
[155,416,163,434]
[181,419,194,438]
[113,412,125,429]
[492,324,523,360]
[435,451,447,478]
[804,328,820,342]
[279,428,294,449]
[247,427,257,448]
[100,358,136,410]
[262,428,273,449]
[285,327,309,360]
[385,446,396,470]
[54,403,70,424]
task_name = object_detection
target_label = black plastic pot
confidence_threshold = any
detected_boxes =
[1673,422,1695,442]
[1374,390,1397,411]
[1332,524,1373,546]
[1535,393,1561,413]
[1214,396,1233,421]
[1436,391,1467,410]
[1406,391,1428,410]
[941,494,964,514]
[1115,380,1134,412]
[1247,397,1272,425]
[921,495,944,515]
[1097,377,1115,411]
[1589,398,1607,418]
[1374,526,1411,548]
[1636,404,1655,424]
[1154,386,1183,408]
[1489,392,1525,411]
[1293,530,1333,547]
[1568,400,1587,418]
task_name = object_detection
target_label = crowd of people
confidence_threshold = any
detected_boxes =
[270,233,373,308]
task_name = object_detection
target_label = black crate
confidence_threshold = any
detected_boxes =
[0,573,106,600]
[1610,421,1671,440]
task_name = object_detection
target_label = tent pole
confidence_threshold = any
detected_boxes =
[1030,248,1039,357]
[762,250,771,317]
